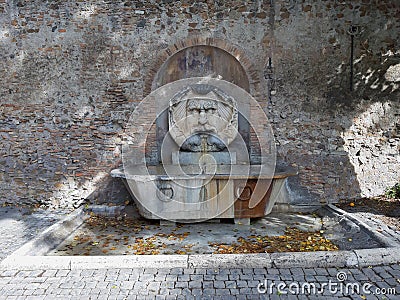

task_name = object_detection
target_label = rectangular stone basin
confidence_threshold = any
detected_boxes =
[111,165,297,221]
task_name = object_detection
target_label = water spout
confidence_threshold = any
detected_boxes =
[201,134,207,174]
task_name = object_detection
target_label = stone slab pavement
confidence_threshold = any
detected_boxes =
[0,207,399,299]
[0,207,68,260]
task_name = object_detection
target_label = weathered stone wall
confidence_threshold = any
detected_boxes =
[0,0,398,207]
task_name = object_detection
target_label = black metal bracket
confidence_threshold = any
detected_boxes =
[264,57,275,102]
[347,25,361,91]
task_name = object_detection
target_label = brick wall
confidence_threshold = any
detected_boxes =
[0,0,398,207]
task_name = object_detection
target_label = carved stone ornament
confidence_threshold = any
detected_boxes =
[169,84,238,152]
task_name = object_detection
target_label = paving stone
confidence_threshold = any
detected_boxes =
[215,275,229,281]
[165,275,177,282]
[303,269,317,275]
[157,269,170,275]
[147,282,161,292]
[239,287,254,295]
[279,269,291,275]
[384,277,400,287]
[210,279,224,289]
[215,288,231,295]
[386,267,400,278]
[254,268,267,275]
[1,271,19,277]
[203,288,216,295]
[229,288,239,295]
[265,274,280,280]
[225,281,237,289]
[55,270,69,277]
[203,274,215,281]
[218,296,236,300]
[362,268,382,281]
[176,274,189,282]
[188,281,202,289]
[314,275,329,282]
[391,264,400,270]
[173,281,187,289]
[183,269,194,275]
[160,282,175,289]
[154,275,167,281]
[169,269,183,275]
[140,274,155,282]
[280,274,294,280]
[203,281,214,289]
[229,274,240,280]
[237,280,248,288]
[180,288,192,296]
[240,274,253,280]
[191,289,202,296]
[218,270,231,275]
[292,275,305,282]
[253,274,267,281]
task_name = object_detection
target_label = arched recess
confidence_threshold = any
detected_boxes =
[143,37,261,97]
[153,45,250,92]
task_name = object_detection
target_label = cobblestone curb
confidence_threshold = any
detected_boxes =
[2,249,399,271]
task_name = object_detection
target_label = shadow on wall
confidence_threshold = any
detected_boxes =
[300,58,398,202]
[326,28,399,198]
[271,2,399,203]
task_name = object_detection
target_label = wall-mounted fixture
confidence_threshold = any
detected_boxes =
[264,57,276,102]
[347,24,361,91]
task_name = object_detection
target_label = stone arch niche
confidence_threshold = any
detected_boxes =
[143,37,262,97]
[152,45,250,93]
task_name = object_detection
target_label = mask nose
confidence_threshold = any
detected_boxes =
[198,110,207,125]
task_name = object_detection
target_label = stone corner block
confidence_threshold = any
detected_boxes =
[354,247,400,267]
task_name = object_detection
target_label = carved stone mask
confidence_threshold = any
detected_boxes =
[169,84,238,152]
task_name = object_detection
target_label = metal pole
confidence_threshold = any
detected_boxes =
[347,25,359,92]
[350,34,354,91]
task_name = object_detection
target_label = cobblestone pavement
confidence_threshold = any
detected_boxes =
[0,266,399,299]
[0,207,399,299]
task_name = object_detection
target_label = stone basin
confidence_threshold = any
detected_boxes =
[111,165,297,222]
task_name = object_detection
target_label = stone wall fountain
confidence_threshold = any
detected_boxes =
[111,77,297,223]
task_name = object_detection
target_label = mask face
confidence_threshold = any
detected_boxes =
[169,84,238,152]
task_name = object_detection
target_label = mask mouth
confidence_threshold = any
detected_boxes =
[191,125,217,134]
[180,133,227,152]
